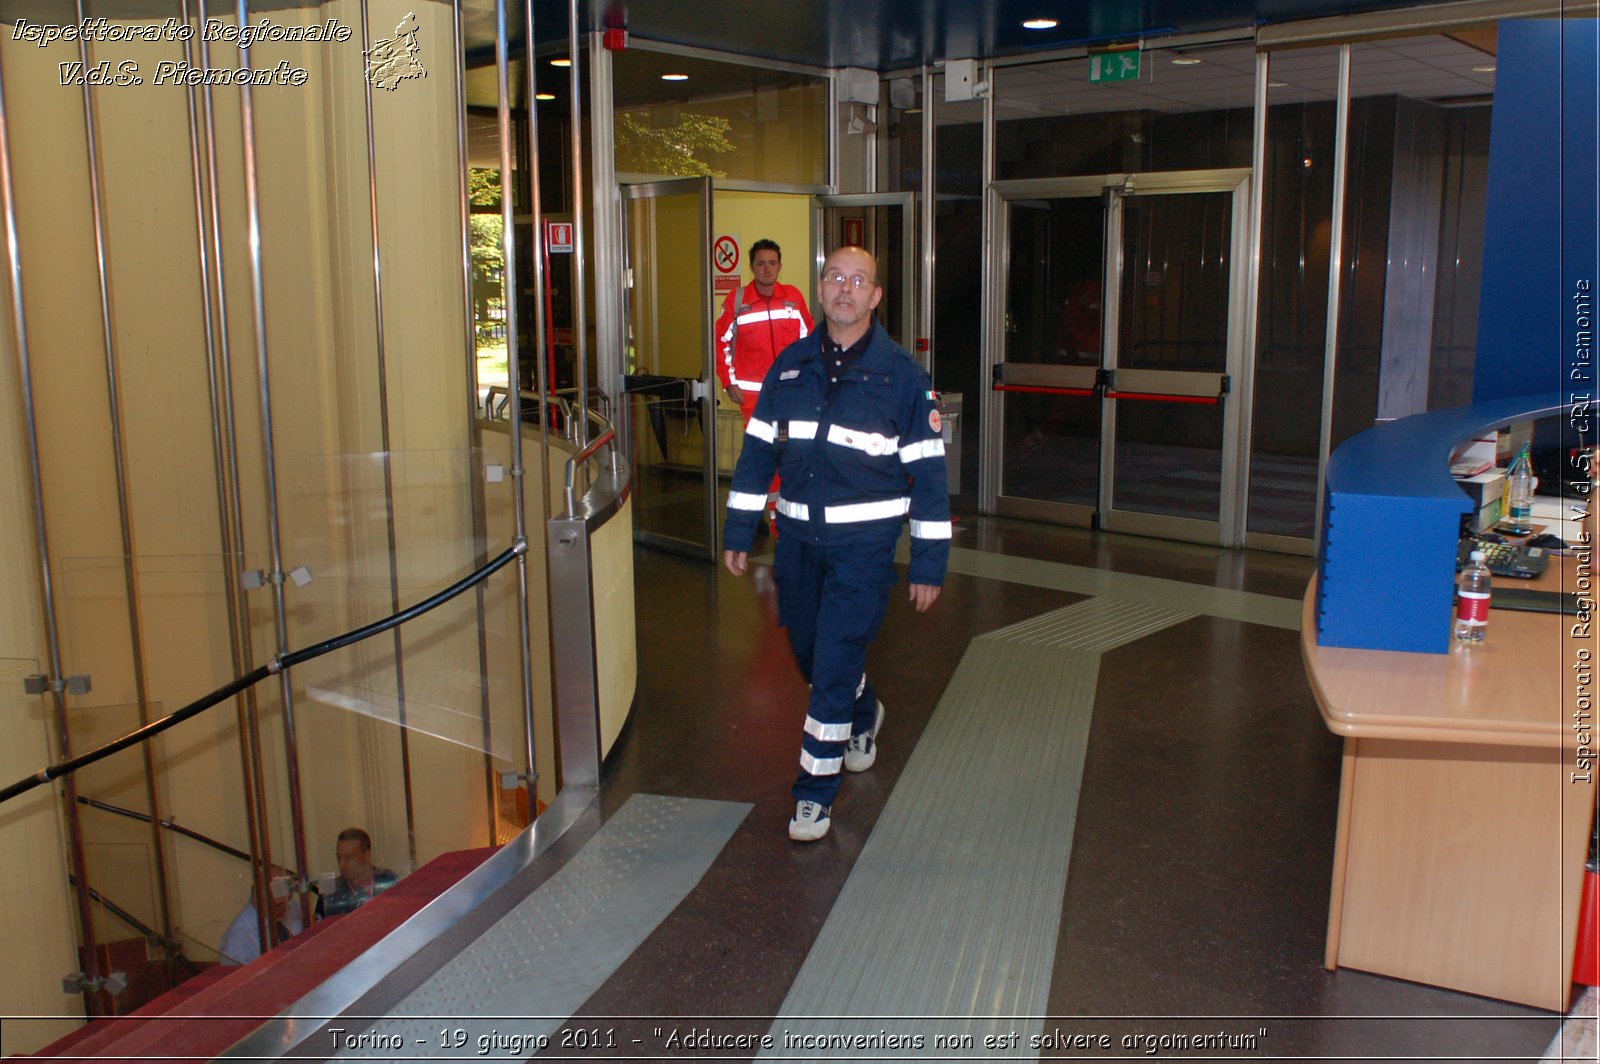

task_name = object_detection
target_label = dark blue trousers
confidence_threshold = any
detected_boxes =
[774,532,898,805]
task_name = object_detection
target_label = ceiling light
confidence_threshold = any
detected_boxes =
[1022,18,1058,30]
[1171,56,1202,66]
[1268,81,1287,88]
[535,93,555,101]
[1473,64,1496,73]
[550,58,571,67]
[661,73,689,81]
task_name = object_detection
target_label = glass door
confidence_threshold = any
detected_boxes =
[620,177,718,559]
[990,170,1249,544]
[813,192,916,354]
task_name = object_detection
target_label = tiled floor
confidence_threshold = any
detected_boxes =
[302,513,1591,1060]
[582,515,1578,1058]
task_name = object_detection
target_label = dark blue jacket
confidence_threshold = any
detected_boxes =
[723,320,951,586]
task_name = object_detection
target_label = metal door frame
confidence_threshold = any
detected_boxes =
[619,176,718,560]
[812,192,917,356]
[985,169,1251,545]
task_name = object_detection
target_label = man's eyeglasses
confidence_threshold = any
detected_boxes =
[821,270,874,290]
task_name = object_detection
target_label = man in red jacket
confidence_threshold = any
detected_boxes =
[715,239,814,530]
[716,238,814,418]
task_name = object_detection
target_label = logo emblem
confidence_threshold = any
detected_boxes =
[929,409,942,433]
[366,12,426,91]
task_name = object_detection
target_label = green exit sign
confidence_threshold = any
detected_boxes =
[1089,51,1141,83]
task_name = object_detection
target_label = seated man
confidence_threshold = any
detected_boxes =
[323,826,399,916]
[217,864,303,966]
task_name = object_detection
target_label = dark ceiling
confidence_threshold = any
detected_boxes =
[478,0,1434,70]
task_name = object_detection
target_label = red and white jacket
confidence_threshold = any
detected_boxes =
[714,281,814,395]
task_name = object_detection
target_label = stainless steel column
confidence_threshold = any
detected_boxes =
[73,0,177,961]
[184,0,271,948]
[495,0,539,791]
[456,0,500,845]
[235,0,312,928]
[568,1,590,445]
[358,0,418,871]
[1315,45,1353,546]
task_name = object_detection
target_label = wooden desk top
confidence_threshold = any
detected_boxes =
[1301,561,1591,746]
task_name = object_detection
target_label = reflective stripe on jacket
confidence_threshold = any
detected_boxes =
[714,280,814,393]
[723,320,951,586]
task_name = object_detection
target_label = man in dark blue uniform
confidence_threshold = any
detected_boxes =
[723,246,951,841]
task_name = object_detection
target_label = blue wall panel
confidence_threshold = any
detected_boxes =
[1474,19,1600,403]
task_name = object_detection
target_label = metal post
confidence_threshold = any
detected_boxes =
[0,37,104,1015]
[235,0,313,929]
[358,0,418,872]
[1234,49,1270,546]
[73,0,178,962]
[568,3,590,446]
[920,66,935,379]
[1314,45,1353,547]
[455,0,499,845]
[495,0,539,791]
[184,0,270,950]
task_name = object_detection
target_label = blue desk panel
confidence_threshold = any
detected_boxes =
[1317,395,1564,653]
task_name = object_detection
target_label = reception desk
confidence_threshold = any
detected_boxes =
[1302,565,1595,1010]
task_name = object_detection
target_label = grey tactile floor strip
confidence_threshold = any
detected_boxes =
[338,794,749,1059]
[762,637,1099,1057]
[985,596,1197,652]
[898,542,1302,630]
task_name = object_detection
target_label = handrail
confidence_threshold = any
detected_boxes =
[68,873,159,943]
[77,795,253,864]
[0,539,528,806]
[563,428,616,515]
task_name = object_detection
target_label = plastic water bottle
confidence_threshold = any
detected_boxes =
[1503,445,1535,535]
[1453,550,1492,645]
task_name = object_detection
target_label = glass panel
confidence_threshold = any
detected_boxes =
[881,76,924,193]
[1112,404,1226,520]
[1249,47,1341,539]
[993,43,1255,181]
[1000,198,1102,507]
[277,450,522,763]
[626,189,713,551]
[1117,192,1230,373]
[612,51,826,185]
[1110,192,1230,523]
[933,73,985,501]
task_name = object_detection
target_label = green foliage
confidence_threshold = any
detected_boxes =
[469,214,503,274]
[468,167,502,209]
[614,111,735,177]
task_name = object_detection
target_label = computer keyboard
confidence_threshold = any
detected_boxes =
[1457,537,1548,579]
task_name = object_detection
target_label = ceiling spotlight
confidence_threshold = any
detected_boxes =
[1171,56,1202,66]
[1268,80,1287,88]
[550,58,571,67]
[1473,64,1496,73]
[1022,18,1058,30]
[536,93,555,101]
[661,73,689,81]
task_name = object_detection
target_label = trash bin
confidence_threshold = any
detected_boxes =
[939,392,962,495]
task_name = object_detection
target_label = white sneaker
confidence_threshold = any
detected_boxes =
[789,800,831,841]
[844,700,885,773]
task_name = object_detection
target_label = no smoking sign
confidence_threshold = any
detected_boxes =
[712,233,742,296]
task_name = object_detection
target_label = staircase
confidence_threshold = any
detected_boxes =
[34,847,496,1062]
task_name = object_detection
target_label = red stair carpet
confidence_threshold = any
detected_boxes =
[31,847,496,1062]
